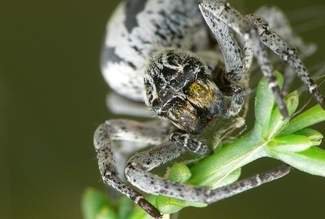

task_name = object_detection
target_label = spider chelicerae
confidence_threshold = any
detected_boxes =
[94,0,324,218]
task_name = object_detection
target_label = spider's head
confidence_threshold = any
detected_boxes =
[144,49,224,134]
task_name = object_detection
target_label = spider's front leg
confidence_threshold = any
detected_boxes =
[125,138,291,207]
[250,33,289,117]
[247,14,325,108]
[254,6,318,96]
[255,6,317,57]
[199,0,254,73]
[199,0,289,116]
[199,5,249,117]
[199,0,325,116]
[170,132,212,155]
[94,119,169,219]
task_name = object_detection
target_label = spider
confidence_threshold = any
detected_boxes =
[94,0,324,218]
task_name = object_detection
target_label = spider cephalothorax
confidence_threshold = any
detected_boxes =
[145,49,226,133]
[94,0,324,218]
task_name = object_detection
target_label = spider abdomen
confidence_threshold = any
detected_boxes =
[101,0,210,101]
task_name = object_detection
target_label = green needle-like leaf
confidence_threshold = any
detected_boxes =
[118,198,134,219]
[281,105,325,135]
[267,134,320,153]
[189,132,265,187]
[210,168,241,188]
[266,91,299,138]
[82,188,114,219]
[165,163,192,182]
[270,147,325,177]
[254,72,286,135]
[96,208,118,219]
[254,73,278,135]
[295,128,323,144]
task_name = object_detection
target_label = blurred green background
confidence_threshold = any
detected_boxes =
[1,0,325,219]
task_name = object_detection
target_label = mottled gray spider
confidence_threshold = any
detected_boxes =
[94,0,324,218]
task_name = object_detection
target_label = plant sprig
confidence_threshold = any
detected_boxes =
[83,74,325,219]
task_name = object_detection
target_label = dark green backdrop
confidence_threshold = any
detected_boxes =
[1,0,325,219]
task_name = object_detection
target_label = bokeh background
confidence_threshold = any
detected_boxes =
[1,0,325,219]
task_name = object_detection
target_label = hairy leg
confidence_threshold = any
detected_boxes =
[169,132,212,155]
[199,0,254,73]
[199,0,324,114]
[200,11,244,81]
[125,141,291,203]
[247,14,325,107]
[200,0,288,117]
[255,6,316,57]
[199,6,251,117]
[199,0,263,117]
[251,32,289,117]
[94,119,169,218]
[254,6,317,94]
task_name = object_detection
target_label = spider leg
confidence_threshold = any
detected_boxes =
[199,8,249,117]
[251,33,289,117]
[170,132,212,155]
[125,140,291,204]
[199,1,324,109]
[94,119,169,219]
[255,6,317,57]
[200,11,244,81]
[199,0,254,73]
[199,0,261,117]
[247,14,325,108]
[255,6,318,94]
